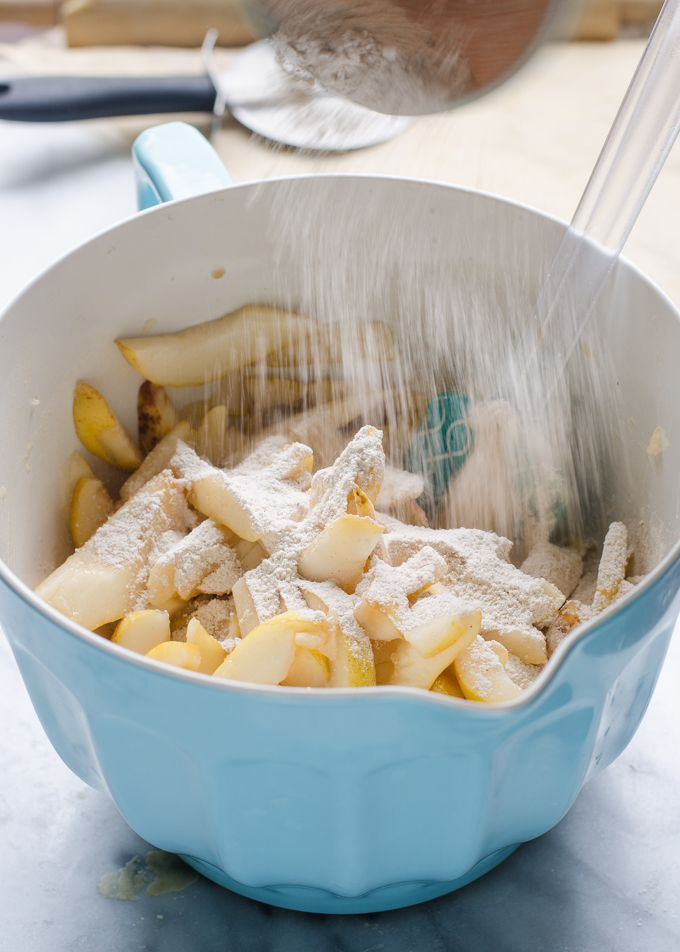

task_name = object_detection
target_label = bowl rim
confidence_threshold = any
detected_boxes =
[1,171,679,714]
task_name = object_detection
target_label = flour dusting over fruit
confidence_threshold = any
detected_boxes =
[34,306,643,700]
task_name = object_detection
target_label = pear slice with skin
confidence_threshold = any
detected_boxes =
[213,610,327,685]
[301,582,375,686]
[384,630,478,690]
[297,515,384,592]
[454,636,523,703]
[430,670,465,698]
[195,405,248,468]
[146,641,201,671]
[116,305,316,387]
[119,421,191,503]
[186,617,227,675]
[281,647,330,687]
[58,452,94,525]
[70,476,113,548]
[73,383,142,470]
[330,623,376,687]
[36,471,191,630]
[112,609,170,655]
[138,381,179,455]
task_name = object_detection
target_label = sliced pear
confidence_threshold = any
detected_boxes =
[353,599,401,642]
[196,405,226,462]
[70,476,113,548]
[353,546,450,645]
[404,602,482,659]
[242,375,304,413]
[112,609,170,655]
[231,575,262,636]
[330,622,376,687]
[265,319,395,367]
[147,518,241,605]
[430,670,464,698]
[233,538,267,573]
[186,617,227,674]
[281,647,330,687]
[36,471,191,630]
[298,515,384,592]
[195,405,248,467]
[486,626,548,666]
[190,470,260,541]
[146,641,201,671]
[119,421,191,503]
[73,382,142,470]
[116,305,316,387]
[300,581,375,685]
[37,560,137,631]
[138,381,179,455]
[58,451,94,525]
[189,441,313,541]
[346,485,375,518]
[213,623,295,684]
[454,636,523,703]
[385,636,475,690]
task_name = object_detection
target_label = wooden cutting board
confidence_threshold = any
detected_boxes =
[60,0,257,47]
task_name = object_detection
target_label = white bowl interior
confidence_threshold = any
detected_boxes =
[0,176,679,588]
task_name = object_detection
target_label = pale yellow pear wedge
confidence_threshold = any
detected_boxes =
[213,610,327,685]
[119,421,191,503]
[329,623,376,687]
[231,576,261,636]
[353,599,402,642]
[146,641,201,671]
[298,515,384,591]
[213,614,297,684]
[116,305,316,387]
[112,609,170,655]
[36,561,136,631]
[36,471,190,630]
[265,319,396,368]
[385,615,480,690]
[196,405,228,462]
[58,451,94,525]
[137,381,179,455]
[242,375,304,413]
[190,471,260,542]
[186,617,227,674]
[300,583,375,686]
[430,670,465,698]
[281,647,330,687]
[454,637,523,703]
[196,406,248,468]
[73,383,142,470]
[234,538,267,573]
[403,605,482,659]
[70,476,113,548]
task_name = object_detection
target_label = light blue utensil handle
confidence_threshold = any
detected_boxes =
[132,121,233,210]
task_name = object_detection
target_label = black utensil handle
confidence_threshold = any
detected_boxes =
[0,75,217,122]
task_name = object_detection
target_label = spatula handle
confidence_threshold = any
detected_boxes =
[0,75,216,122]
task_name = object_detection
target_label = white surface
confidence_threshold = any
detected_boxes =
[1,57,680,945]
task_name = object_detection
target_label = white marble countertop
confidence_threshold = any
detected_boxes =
[1,39,680,949]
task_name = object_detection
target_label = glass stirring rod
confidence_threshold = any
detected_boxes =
[523,0,680,390]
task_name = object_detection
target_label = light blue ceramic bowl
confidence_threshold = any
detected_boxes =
[1,123,679,914]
